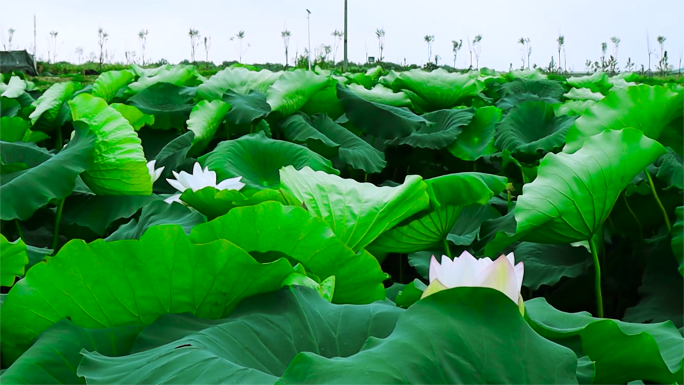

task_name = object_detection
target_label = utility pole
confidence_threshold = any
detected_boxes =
[306,9,312,70]
[343,0,348,71]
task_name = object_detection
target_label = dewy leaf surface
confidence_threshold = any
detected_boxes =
[70,93,152,195]
[0,225,293,364]
[280,166,429,252]
[189,201,387,304]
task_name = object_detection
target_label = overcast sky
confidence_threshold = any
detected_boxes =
[1,0,682,71]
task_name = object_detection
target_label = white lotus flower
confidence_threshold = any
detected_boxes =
[164,162,245,204]
[147,160,165,183]
[422,251,525,314]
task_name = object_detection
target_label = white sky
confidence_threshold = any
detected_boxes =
[1,0,683,71]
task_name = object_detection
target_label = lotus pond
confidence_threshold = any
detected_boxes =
[0,65,683,384]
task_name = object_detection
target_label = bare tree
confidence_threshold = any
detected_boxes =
[4,28,15,50]
[657,36,666,60]
[472,34,482,69]
[230,31,250,63]
[125,51,137,64]
[75,47,83,64]
[557,35,565,72]
[611,36,620,63]
[204,36,211,64]
[88,52,97,63]
[331,29,342,63]
[138,29,148,66]
[97,28,108,70]
[49,31,58,63]
[282,29,291,66]
[424,35,435,63]
[601,42,607,69]
[518,37,531,69]
[451,39,462,68]
[376,28,385,61]
[188,29,200,63]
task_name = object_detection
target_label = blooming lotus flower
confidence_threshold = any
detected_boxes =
[147,160,165,183]
[164,162,245,204]
[422,251,525,314]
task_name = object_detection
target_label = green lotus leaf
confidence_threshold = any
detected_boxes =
[299,82,346,120]
[280,166,429,251]
[222,89,270,125]
[514,242,592,290]
[0,116,48,143]
[91,70,135,102]
[564,88,605,101]
[674,207,684,275]
[496,78,565,110]
[653,148,683,190]
[186,99,230,156]
[70,93,152,195]
[110,103,154,131]
[126,65,202,95]
[0,127,95,220]
[485,129,666,254]
[129,63,167,77]
[1,76,27,98]
[347,83,413,108]
[368,173,506,254]
[200,131,338,191]
[281,112,386,173]
[553,100,596,117]
[0,234,29,287]
[567,72,613,93]
[386,108,475,149]
[190,201,387,304]
[107,200,206,241]
[448,106,501,161]
[1,97,21,117]
[565,85,683,154]
[344,65,384,89]
[127,83,195,130]
[390,68,484,110]
[336,83,430,139]
[495,101,576,159]
[197,67,282,100]
[0,225,294,364]
[0,319,143,385]
[180,187,248,220]
[77,287,577,385]
[526,297,684,384]
[505,69,547,80]
[394,279,427,308]
[152,131,195,189]
[266,70,335,117]
[61,194,163,235]
[29,82,78,132]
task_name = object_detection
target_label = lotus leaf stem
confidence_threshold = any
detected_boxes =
[51,198,66,254]
[588,235,604,318]
[645,171,671,232]
[443,238,452,258]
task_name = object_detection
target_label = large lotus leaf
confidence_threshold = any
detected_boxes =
[127,83,195,130]
[299,82,345,120]
[61,194,163,235]
[390,68,484,110]
[347,83,413,108]
[386,108,475,149]
[336,83,430,139]
[106,200,206,241]
[77,287,577,385]
[91,70,135,102]
[0,225,294,364]
[344,66,383,89]
[1,97,21,117]
[200,131,338,191]
[110,103,154,131]
[0,116,48,143]
[448,106,501,161]
[221,89,270,125]
[70,93,152,195]
[674,207,684,275]
[281,113,386,174]
[0,127,95,220]
[190,201,387,304]
[495,101,576,159]
[77,286,402,384]
[197,67,282,100]
[1,76,27,98]
[28,82,78,132]
[505,69,547,80]
[567,72,613,93]
[130,63,167,77]
[486,129,666,255]
[280,166,429,252]
[0,319,143,385]
[152,131,195,189]
[496,78,565,110]
[564,88,605,101]
[526,297,684,384]
[266,70,335,117]
[514,242,592,290]
[180,187,249,220]
[126,65,202,95]
[186,99,230,156]
[565,85,684,154]
[0,234,28,287]
[553,100,596,117]
[653,148,683,190]
[367,173,507,253]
